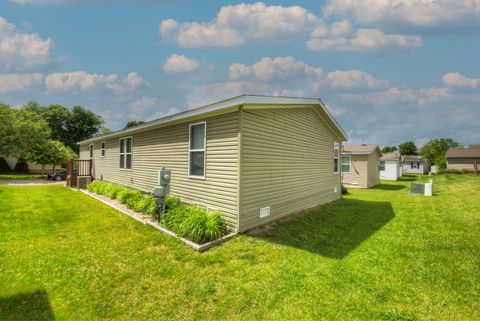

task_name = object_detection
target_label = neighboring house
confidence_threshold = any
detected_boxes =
[379,153,402,181]
[77,95,348,232]
[341,144,381,188]
[1,156,58,174]
[401,155,430,174]
[446,145,480,172]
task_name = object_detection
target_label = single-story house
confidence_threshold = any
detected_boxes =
[446,145,480,172]
[401,155,430,174]
[341,144,381,188]
[78,94,348,232]
[379,153,402,181]
[1,155,59,174]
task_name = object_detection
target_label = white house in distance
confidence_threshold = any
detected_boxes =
[379,153,402,181]
[401,155,430,174]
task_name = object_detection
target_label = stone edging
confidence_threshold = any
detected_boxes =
[79,189,237,252]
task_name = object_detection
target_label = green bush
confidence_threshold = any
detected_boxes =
[104,183,124,199]
[143,196,158,215]
[438,168,474,174]
[13,158,29,173]
[161,197,226,244]
[0,157,11,173]
[165,195,181,212]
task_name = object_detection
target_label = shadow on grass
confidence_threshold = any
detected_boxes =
[0,290,54,321]
[372,184,406,191]
[250,199,394,259]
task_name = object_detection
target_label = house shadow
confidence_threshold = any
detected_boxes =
[249,199,394,259]
[372,183,405,191]
[0,290,54,321]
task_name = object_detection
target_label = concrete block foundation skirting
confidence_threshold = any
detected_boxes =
[79,189,237,252]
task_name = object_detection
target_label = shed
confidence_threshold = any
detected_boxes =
[446,145,480,173]
[77,94,348,232]
[341,144,381,188]
[401,155,430,174]
[379,153,402,181]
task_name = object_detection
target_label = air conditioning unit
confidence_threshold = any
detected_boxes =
[77,176,91,189]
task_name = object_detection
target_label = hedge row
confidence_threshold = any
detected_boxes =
[87,181,157,215]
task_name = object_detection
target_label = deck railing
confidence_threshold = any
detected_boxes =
[66,159,93,187]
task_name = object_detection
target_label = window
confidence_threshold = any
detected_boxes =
[333,142,339,173]
[411,162,419,169]
[101,141,106,158]
[119,137,132,170]
[341,156,351,173]
[189,122,206,178]
[379,160,385,171]
[89,144,94,159]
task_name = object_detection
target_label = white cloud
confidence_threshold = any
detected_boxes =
[442,72,480,89]
[159,2,319,48]
[0,73,44,93]
[322,70,388,89]
[307,24,422,52]
[323,0,480,31]
[163,54,200,74]
[0,17,60,71]
[44,71,146,94]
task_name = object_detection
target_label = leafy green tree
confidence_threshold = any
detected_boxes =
[382,146,398,154]
[26,140,76,174]
[421,138,461,169]
[124,120,146,129]
[398,141,418,155]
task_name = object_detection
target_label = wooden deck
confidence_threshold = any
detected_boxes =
[66,159,93,188]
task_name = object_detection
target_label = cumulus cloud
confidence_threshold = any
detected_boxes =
[159,2,319,48]
[0,73,44,93]
[163,54,200,74]
[307,20,422,52]
[0,17,60,71]
[44,71,146,94]
[442,72,480,89]
[323,0,480,32]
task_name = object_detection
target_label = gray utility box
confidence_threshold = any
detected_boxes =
[158,168,171,194]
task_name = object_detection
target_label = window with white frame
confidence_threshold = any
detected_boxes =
[411,162,419,169]
[101,141,106,158]
[89,144,94,159]
[379,160,385,171]
[341,156,351,173]
[333,142,339,173]
[119,137,132,169]
[189,122,206,178]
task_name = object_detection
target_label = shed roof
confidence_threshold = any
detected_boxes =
[446,145,480,158]
[78,94,348,144]
[402,155,426,162]
[381,153,401,161]
[342,144,381,156]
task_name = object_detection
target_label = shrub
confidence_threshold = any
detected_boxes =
[116,189,131,204]
[438,168,474,174]
[104,183,124,199]
[143,196,158,216]
[124,191,146,212]
[164,195,181,212]
[13,158,29,173]
[0,157,11,173]
[162,202,226,244]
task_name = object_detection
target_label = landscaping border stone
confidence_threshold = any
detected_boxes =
[79,189,237,252]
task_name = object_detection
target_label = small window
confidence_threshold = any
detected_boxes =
[341,156,351,173]
[89,144,94,159]
[333,142,339,173]
[411,162,419,169]
[101,142,105,158]
[119,137,132,170]
[189,122,206,178]
[379,160,385,171]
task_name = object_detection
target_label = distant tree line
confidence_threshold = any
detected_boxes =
[381,138,461,170]
[0,101,107,173]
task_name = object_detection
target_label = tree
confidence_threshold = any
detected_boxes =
[398,141,418,155]
[421,138,461,169]
[26,140,76,174]
[382,146,398,154]
[124,120,146,129]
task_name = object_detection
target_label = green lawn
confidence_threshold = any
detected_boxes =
[0,175,479,320]
[0,173,48,180]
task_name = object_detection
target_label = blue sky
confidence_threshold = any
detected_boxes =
[1,0,479,147]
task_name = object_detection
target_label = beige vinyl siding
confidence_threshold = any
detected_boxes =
[79,111,240,230]
[238,107,341,232]
[342,154,368,188]
[447,158,479,171]
[367,152,380,187]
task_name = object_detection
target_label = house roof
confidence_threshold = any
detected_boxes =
[78,94,348,144]
[446,145,480,158]
[342,144,381,156]
[402,155,426,162]
[381,153,401,161]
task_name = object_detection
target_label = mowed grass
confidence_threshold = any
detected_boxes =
[0,173,48,180]
[0,175,479,320]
